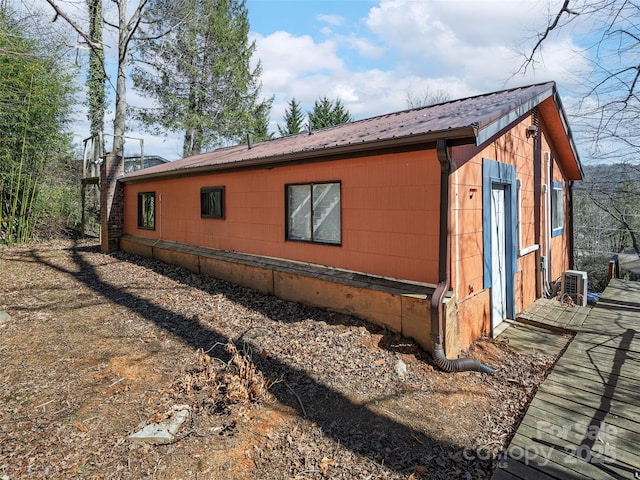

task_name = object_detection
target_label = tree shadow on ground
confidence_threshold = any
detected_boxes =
[24,242,491,478]
[114,245,434,359]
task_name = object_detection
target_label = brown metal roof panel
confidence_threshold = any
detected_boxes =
[120,81,560,182]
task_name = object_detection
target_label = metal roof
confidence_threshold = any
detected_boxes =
[121,81,581,182]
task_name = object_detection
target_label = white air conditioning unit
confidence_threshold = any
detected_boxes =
[561,270,588,306]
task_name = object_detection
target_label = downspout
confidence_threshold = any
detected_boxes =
[542,151,552,296]
[430,140,496,374]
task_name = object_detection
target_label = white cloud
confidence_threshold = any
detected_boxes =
[363,0,587,91]
[342,34,385,59]
[62,0,594,159]
[253,31,344,91]
[253,1,586,131]
[316,13,345,26]
[365,0,562,51]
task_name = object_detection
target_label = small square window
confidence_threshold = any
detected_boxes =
[201,186,225,219]
[137,192,155,230]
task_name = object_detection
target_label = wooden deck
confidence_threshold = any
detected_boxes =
[497,319,573,357]
[516,297,591,332]
[492,279,640,480]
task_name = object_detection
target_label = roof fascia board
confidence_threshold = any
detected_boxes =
[475,89,554,146]
[120,127,477,183]
[551,88,584,179]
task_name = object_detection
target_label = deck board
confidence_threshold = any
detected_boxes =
[492,279,640,479]
[497,321,572,356]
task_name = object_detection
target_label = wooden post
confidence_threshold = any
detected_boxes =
[608,254,619,282]
[81,181,86,239]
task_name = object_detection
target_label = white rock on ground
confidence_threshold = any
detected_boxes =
[128,405,191,445]
[395,358,408,379]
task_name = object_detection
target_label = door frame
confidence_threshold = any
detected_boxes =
[482,158,517,323]
[490,184,507,330]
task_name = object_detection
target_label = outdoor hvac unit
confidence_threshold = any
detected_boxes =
[561,270,588,306]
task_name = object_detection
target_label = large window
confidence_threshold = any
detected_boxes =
[286,182,341,245]
[201,186,225,219]
[137,192,155,230]
[551,181,564,237]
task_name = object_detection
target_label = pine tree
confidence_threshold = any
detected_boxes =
[330,98,352,125]
[250,97,274,142]
[133,0,269,158]
[277,97,305,136]
[308,96,352,130]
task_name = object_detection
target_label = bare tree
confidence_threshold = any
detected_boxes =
[405,87,451,108]
[521,1,640,163]
[44,0,149,157]
[574,162,640,278]
[112,0,149,156]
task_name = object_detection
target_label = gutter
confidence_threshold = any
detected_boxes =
[430,139,496,374]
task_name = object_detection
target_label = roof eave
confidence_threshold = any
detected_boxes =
[119,127,478,183]
[475,88,555,146]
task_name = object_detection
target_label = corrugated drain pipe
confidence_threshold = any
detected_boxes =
[430,140,496,374]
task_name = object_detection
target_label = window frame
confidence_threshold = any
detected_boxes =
[516,178,540,257]
[285,181,342,246]
[200,186,225,219]
[516,178,522,252]
[551,181,564,237]
[137,191,156,230]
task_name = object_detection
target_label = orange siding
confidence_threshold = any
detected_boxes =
[123,150,441,284]
[122,107,577,353]
[450,118,540,344]
[456,290,491,348]
[450,113,575,349]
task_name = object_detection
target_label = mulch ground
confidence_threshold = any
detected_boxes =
[0,240,561,479]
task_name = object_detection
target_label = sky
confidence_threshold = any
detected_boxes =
[244,0,586,128]
[16,0,594,161]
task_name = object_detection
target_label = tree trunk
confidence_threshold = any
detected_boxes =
[87,0,104,144]
[627,226,640,257]
[112,0,127,157]
[183,127,195,158]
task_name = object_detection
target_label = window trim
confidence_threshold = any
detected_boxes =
[516,178,540,257]
[200,186,225,219]
[516,178,522,252]
[551,181,564,237]
[285,181,342,246]
[137,191,156,230]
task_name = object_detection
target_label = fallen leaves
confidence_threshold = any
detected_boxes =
[0,240,561,480]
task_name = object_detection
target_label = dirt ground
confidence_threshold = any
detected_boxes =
[1,240,560,479]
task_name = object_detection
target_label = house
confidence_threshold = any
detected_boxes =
[124,155,170,174]
[102,81,582,369]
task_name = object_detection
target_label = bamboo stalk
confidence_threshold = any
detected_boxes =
[7,74,34,245]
